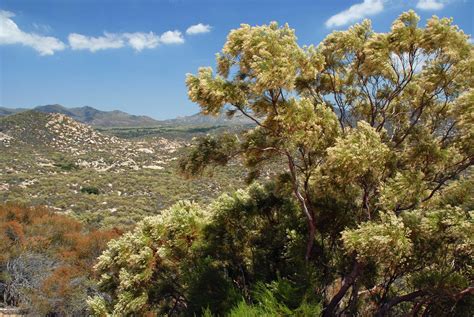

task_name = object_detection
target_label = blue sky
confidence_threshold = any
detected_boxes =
[0,0,472,119]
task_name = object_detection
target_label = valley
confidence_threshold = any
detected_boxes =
[0,110,248,228]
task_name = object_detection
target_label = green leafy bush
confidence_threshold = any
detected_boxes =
[80,186,100,195]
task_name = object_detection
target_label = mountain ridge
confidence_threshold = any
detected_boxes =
[0,105,159,127]
[0,104,254,127]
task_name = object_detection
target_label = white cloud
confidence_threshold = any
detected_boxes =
[0,10,66,55]
[159,30,184,44]
[68,30,183,52]
[123,32,160,51]
[0,9,184,55]
[68,32,124,52]
[416,0,445,10]
[186,23,211,35]
[325,0,384,28]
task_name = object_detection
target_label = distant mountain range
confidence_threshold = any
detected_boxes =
[0,105,254,127]
[0,107,27,117]
[0,105,158,127]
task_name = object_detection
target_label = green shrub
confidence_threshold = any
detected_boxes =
[81,186,100,195]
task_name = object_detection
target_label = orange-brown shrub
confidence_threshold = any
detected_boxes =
[0,203,122,314]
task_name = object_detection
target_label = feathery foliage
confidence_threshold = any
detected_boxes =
[93,11,473,316]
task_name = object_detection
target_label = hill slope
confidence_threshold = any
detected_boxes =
[0,110,245,227]
[0,110,120,151]
[0,110,179,168]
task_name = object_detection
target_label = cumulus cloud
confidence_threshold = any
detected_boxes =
[68,32,124,52]
[68,30,183,52]
[123,32,160,51]
[159,30,185,44]
[325,0,384,28]
[416,0,445,10]
[186,23,211,35]
[0,10,66,55]
[1,9,196,55]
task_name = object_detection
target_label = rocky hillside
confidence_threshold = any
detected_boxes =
[0,110,245,227]
[0,111,117,150]
[0,110,180,171]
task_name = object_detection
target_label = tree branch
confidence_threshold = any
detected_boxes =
[375,290,427,317]
[323,260,363,317]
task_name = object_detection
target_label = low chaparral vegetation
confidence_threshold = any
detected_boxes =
[0,111,248,228]
[0,204,121,315]
[0,10,473,316]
